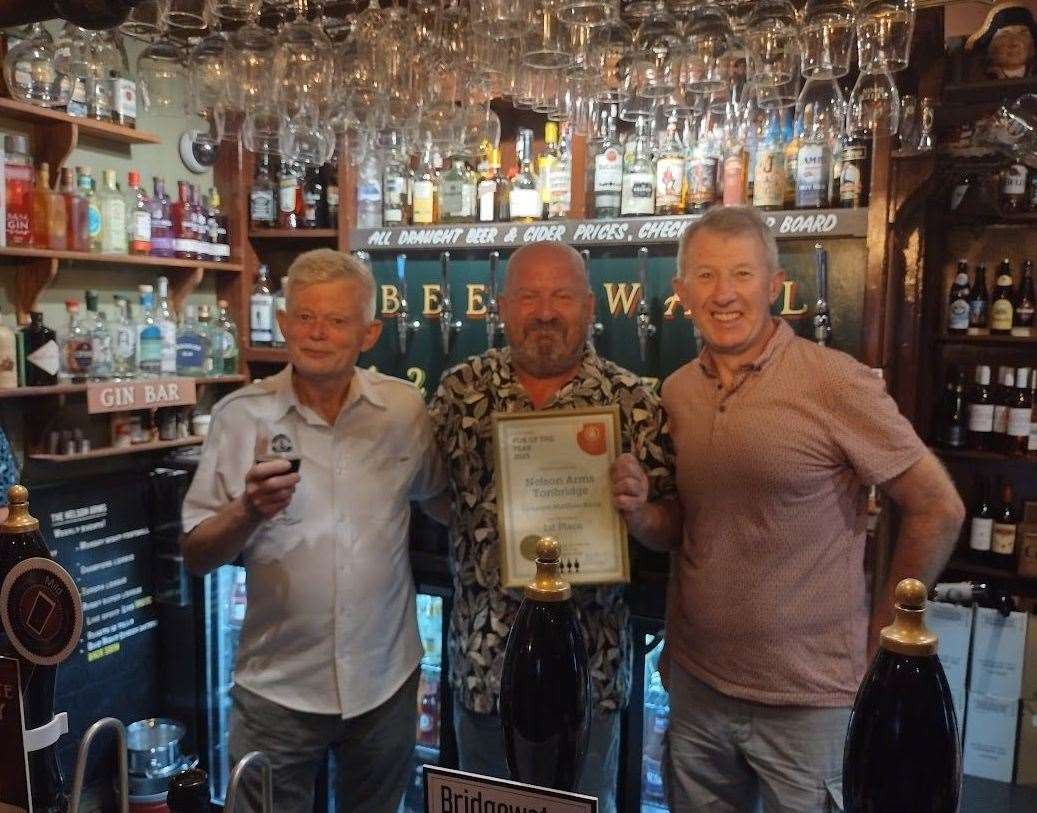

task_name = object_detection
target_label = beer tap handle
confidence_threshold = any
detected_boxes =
[813,242,832,347]
[395,253,418,354]
[581,249,604,347]
[439,251,462,354]
[636,246,656,363]
[486,250,503,349]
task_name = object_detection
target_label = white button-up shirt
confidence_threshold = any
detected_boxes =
[182,365,446,718]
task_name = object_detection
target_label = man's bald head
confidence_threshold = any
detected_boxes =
[499,241,595,379]
[505,242,591,295]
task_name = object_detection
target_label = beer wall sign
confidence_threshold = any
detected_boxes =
[352,209,868,252]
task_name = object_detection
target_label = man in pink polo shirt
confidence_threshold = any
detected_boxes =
[660,206,964,812]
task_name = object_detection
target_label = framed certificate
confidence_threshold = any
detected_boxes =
[493,406,628,589]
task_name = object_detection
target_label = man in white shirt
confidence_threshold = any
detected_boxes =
[181,249,446,812]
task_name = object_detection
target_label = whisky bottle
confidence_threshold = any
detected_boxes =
[500,536,590,792]
[509,128,540,223]
[412,141,440,225]
[947,260,970,335]
[838,130,871,209]
[843,579,960,813]
[278,160,301,229]
[752,110,785,211]
[1012,260,1035,336]
[989,259,1015,335]
[249,154,277,229]
[966,365,994,451]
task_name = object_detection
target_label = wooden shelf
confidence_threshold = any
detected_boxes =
[943,556,1037,596]
[29,436,203,462]
[249,229,338,239]
[930,445,1036,464]
[943,77,1037,106]
[0,97,161,145]
[0,375,246,400]
[934,334,1037,345]
[243,346,289,364]
[0,246,243,272]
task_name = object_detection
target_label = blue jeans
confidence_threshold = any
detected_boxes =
[452,693,620,813]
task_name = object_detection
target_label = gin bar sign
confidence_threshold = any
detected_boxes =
[86,377,197,414]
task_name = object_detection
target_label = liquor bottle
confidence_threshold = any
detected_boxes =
[21,311,59,386]
[382,140,412,226]
[621,115,655,217]
[413,141,440,225]
[839,129,871,209]
[931,580,1016,615]
[1007,366,1033,455]
[171,180,195,259]
[478,148,510,223]
[966,365,994,451]
[31,163,51,248]
[43,164,68,250]
[356,150,383,229]
[250,265,274,347]
[937,366,967,449]
[537,122,560,219]
[1029,369,1037,456]
[149,177,174,258]
[967,264,989,334]
[752,110,786,211]
[721,117,749,207]
[510,128,540,223]
[795,107,832,209]
[989,259,1014,335]
[191,186,208,260]
[60,299,93,383]
[991,366,1015,453]
[278,160,301,229]
[441,148,477,223]
[214,299,239,375]
[271,279,287,348]
[324,157,339,226]
[126,170,151,255]
[98,168,126,253]
[1012,259,1035,336]
[175,305,208,377]
[136,285,162,376]
[547,127,572,220]
[686,117,718,213]
[842,579,960,813]
[77,167,102,253]
[166,768,210,813]
[4,134,34,246]
[0,485,74,813]
[783,111,800,209]
[109,65,136,127]
[500,536,590,792]
[249,153,277,229]
[197,305,214,375]
[655,112,686,216]
[1001,163,1028,214]
[84,290,112,380]
[593,115,623,218]
[60,166,88,252]
[155,276,177,375]
[947,260,971,335]
[111,294,136,379]
[207,188,230,263]
[949,172,973,212]
[302,166,323,228]
[991,480,1019,567]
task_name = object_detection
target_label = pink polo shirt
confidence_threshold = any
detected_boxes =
[661,320,926,707]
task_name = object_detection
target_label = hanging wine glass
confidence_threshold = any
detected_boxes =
[227,21,275,115]
[857,0,916,74]
[137,25,187,115]
[459,101,502,154]
[209,0,263,27]
[163,0,208,32]
[632,0,680,98]
[280,104,336,166]
[684,6,735,92]
[555,0,616,27]
[847,68,901,136]
[119,0,169,43]
[273,3,334,118]
[189,31,231,118]
[744,0,800,88]
[523,0,573,70]
[800,0,856,79]
[242,102,282,154]
[587,15,633,102]
[795,74,846,142]
[3,23,66,108]
[470,0,535,37]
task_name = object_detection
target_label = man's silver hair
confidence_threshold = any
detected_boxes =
[283,248,377,322]
[676,206,781,279]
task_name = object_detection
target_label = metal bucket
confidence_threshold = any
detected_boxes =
[126,719,186,779]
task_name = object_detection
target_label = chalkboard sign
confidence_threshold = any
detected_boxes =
[28,475,159,786]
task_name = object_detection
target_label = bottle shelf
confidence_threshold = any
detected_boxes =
[0,97,161,145]
[243,346,288,364]
[349,208,869,253]
[249,228,338,239]
[29,435,203,462]
[0,245,243,272]
[0,375,246,401]
[934,334,1037,345]
[943,556,1037,596]
[930,445,1036,464]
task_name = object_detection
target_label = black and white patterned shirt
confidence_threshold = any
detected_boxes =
[430,347,676,715]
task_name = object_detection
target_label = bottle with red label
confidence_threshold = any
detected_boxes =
[4,134,35,246]
[171,180,196,259]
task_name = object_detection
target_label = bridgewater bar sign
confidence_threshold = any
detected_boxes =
[352,209,868,252]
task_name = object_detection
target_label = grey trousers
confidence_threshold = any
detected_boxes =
[228,669,419,813]
[664,664,849,813]
[452,693,620,813]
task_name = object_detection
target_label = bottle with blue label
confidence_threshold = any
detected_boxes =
[137,285,163,376]
[77,167,103,253]
[176,305,209,377]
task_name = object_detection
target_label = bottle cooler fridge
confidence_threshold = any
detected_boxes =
[200,565,450,810]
